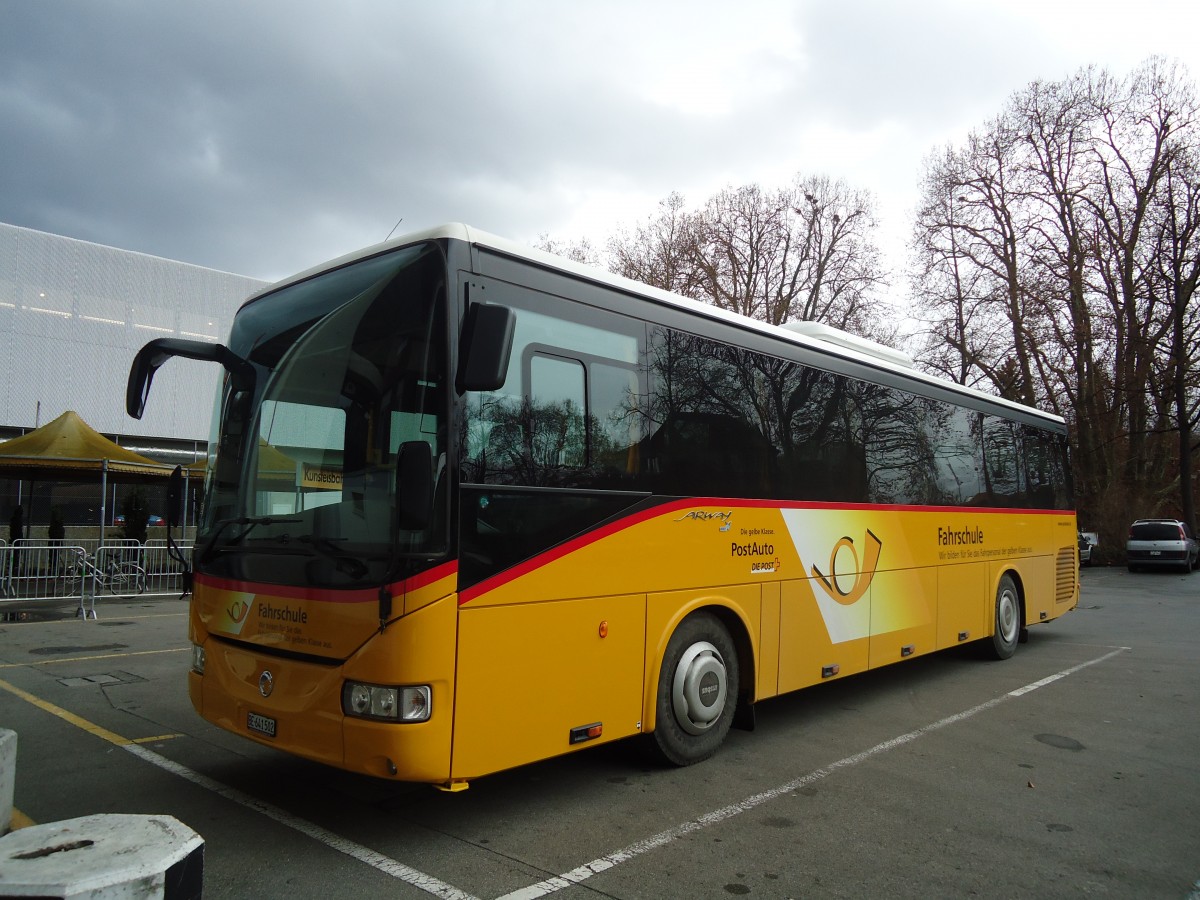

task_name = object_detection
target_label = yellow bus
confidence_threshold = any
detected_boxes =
[127,224,1078,790]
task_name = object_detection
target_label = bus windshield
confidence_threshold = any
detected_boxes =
[198,242,449,589]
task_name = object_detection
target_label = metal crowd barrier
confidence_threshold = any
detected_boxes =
[8,536,142,558]
[0,541,194,611]
[141,541,196,596]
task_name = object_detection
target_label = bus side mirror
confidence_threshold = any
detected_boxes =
[127,338,255,419]
[166,466,185,526]
[396,441,433,531]
[456,303,515,393]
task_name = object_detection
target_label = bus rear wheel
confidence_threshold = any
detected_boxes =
[987,573,1021,660]
[651,612,739,766]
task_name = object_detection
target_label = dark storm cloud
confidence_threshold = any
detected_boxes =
[0,1,729,280]
[3,1,1195,284]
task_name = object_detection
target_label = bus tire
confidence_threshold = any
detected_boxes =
[987,573,1020,660]
[651,612,739,766]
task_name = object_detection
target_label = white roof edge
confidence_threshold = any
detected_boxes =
[255,223,1066,427]
[248,223,477,298]
[780,321,915,369]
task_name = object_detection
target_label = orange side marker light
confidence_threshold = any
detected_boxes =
[569,722,604,744]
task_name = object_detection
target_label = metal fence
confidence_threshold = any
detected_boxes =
[0,539,193,606]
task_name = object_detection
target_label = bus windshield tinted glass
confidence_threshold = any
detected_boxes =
[199,242,448,588]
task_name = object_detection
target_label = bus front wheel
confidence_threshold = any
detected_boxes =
[987,574,1021,660]
[651,612,739,766]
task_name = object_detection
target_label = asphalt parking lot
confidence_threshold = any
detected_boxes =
[1,566,1198,899]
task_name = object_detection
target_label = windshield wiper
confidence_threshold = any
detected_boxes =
[198,515,302,563]
[297,534,370,579]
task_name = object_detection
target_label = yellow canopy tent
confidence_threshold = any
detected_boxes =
[183,440,301,521]
[0,410,172,532]
[184,439,298,484]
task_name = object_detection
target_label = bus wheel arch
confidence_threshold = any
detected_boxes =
[649,609,746,766]
[710,605,755,730]
[987,570,1024,660]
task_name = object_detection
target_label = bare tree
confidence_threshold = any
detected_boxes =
[909,57,1200,554]
[689,183,788,321]
[687,177,888,333]
[551,175,891,341]
[1152,143,1200,531]
[1083,61,1187,512]
[911,133,1030,395]
[785,175,890,334]
[606,192,701,297]
[533,234,602,267]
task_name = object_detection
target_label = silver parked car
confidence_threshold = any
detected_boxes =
[1126,519,1199,573]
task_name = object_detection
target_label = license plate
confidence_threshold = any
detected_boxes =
[247,711,277,738]
[1150,550,1162,556]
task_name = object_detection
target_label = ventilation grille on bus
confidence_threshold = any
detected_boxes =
[1055,547,1077,603]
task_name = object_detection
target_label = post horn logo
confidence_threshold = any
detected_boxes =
[812,530,882,605]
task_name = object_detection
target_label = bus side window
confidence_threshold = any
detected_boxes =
[461,293,643,488]
[1022,425,1070,509]
[529,353,586,469]
[927,404,984,506]
[590,361,642,476]
[981,415,1027,507]
[775,365,867,503]
[861,385,936,505]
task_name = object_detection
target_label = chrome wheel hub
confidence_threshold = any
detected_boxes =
[671,640,728,735]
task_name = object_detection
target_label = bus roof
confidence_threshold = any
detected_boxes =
[254,223,1066,428]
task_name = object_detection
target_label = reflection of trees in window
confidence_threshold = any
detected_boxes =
[981,415,1026,506]
[645,326,951,503]
[1022,425,1070,509]
[462,393,638,488]
[456,304,650,585]
[644,329,765,432]
[947,416,1071,510]
[643,328,776,497]
[589,362,645,480]
[477,394,585,486]
[859,387,937,505]
[461,309,1071,513]
[925,404,984,504]
[458,293,650,490]
[643,327,916,503]
[773,364,868,503]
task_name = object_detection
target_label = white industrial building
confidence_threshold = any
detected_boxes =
[1,221,267,527]
[0,221,267,456]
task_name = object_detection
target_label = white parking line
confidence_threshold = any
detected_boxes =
[497,646,1130,900]
[0,673,480,898]
[3,643,1132,900]
[122,744,482,900]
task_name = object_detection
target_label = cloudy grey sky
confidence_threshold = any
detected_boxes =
[2,1,1198,288]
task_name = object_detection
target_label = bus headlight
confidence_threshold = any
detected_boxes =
[191,643,206,675]
[342,682,431,722]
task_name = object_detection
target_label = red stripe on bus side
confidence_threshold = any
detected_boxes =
[195,560,458,603]
[456,498,1075,605]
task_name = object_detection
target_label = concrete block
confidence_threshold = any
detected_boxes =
[0,729,14,835]
[0,813,203,898]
